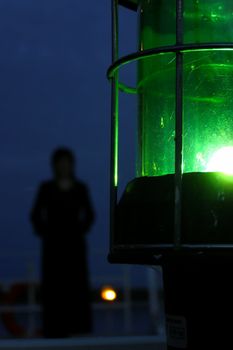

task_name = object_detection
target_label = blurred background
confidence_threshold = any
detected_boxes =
[0,0,165,338]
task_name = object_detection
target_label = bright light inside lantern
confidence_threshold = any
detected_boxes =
[101,286,117,301]
[207,147,233,175]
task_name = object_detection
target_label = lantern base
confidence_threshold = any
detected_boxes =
[109,172,233,264]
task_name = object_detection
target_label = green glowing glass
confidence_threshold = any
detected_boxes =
[138,0,233,176]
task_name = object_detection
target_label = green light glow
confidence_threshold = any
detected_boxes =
[114,94,119,187]
[138,0,233,177]
[113,76,119,187]
[207,147,233,175]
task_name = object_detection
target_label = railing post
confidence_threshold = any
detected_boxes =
[123,265,132,334]
[27,261,36,338]
[147,267,165,335]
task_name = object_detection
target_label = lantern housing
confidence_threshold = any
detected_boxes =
[108,0,233,264]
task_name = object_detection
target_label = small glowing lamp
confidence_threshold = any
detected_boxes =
[101,286,117,301]
[207,147,233,175]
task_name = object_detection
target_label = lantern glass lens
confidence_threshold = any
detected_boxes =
[138,0,233,177]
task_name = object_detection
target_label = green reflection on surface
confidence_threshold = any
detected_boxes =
[114,85,119,187]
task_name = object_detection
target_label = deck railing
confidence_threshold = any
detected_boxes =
[0,251,164,338]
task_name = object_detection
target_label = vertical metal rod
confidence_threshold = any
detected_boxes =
[123,266,132,334]
[147,267,160,334]
[27,261,36,337]
[110,0,119,249]
[174,0,184,248]
[137,3,144,177]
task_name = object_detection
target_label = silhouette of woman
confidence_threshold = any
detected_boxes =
[31,148,94,338]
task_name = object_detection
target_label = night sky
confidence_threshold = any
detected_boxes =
[0,0,148,286]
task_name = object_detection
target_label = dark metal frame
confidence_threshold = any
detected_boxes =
[107,43,233,80]
[108,0,233,258]
[174,0,184,248]
[110,0,119,251]
[118,0,138,11]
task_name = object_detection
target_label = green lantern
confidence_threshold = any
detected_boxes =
[108,0,233,264]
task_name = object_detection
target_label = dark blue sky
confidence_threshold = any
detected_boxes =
[0,0,148,286]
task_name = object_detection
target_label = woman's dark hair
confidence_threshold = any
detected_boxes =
[51,148,75,167]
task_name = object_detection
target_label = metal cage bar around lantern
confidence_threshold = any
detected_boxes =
[108,0,233,264]
[110,0,119,252]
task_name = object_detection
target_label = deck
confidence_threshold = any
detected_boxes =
[0,336,166,350]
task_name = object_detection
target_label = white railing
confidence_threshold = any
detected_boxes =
[0,336,166,350]
[0,252,164,338]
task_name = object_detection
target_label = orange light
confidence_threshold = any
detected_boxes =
[101,286,117,301]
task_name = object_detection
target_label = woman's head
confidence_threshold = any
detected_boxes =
[51,148,75,180]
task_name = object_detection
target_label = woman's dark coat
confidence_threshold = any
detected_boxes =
[31,180,94,338]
